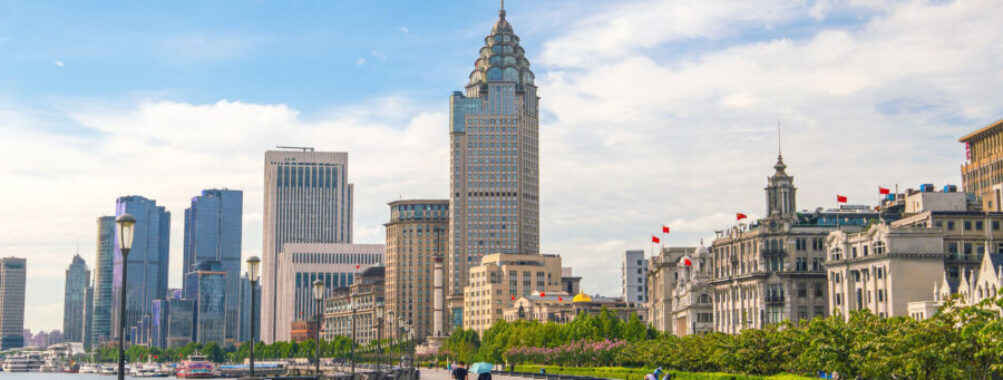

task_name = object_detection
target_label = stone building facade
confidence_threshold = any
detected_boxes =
[462,253,562,334]
[960,118,1003,211]
[826,224,946,320]
[384,199,448,341]
[670,245,715,335]
[709,155,877,333]
[322,266,385,345]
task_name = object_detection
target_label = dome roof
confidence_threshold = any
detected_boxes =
[572,290,592,303]
[468,6,535,89]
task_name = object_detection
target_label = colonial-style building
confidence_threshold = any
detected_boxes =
[503,291,646,323]
[826,224,945,320]
[710,154,879,333]
[670,245,714,335]
[960,118,1003,211]
[321,266,385,345]
[463,253,563,334]
[646,247,694,333]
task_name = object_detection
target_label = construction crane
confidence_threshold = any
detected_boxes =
[275,146,315,152]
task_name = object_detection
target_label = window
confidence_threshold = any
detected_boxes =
[814,282,824,297]
[994,221,1000,231]
[965,221,972,230]
[797,283,807,298]
[976,221,984,230]
[947,221,955,230]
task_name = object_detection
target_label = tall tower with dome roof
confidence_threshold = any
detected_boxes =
[447,2,540,324]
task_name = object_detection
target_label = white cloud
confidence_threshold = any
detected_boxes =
[356,57,366,65]
[399,26,409,34]
[371,50,387,62]
[1,98,447,331]
[54,60,64,67]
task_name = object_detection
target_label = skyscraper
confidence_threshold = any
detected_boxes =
[185,260,227,345]
[92,216,115,345]
[183,189,242,345]
[262,149,353,343]
[62,254,91,342]
[82,284,94,349]
[385,199,449,339]
[112,196,170,341]
[0,257,27,350]
[621,250,647,303]
[448,4,540,302]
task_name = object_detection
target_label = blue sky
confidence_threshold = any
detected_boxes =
[2,0,1002,332]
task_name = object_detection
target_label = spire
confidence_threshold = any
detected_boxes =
[774,121,787,173]
[499,0,506,19]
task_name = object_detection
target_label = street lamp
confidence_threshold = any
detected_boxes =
[115,214,136,380]
[246,256,261,378]
[312,279,325,376]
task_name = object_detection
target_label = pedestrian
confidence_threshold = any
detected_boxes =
[452,362,469,380]
[478,369,493,380]
[644,367,663,380]
[661,369,673,380]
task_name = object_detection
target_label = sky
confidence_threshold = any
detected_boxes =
[1,0,1002,332]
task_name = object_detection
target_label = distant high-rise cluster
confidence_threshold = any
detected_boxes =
[62,255,90,344]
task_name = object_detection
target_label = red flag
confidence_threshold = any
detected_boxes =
[511,295,515,301]
[355,265,360,269]
[837,195,848,203]
[879,187,890,195]
[736,213,748,221]
[651,235,660,243]
[662,225,670,234]
[684,258,692,266]
[540,291,546,297]
[558,296,563,301]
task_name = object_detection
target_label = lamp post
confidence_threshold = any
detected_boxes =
[312,279,325,377]
[246,256,261,378]
[115,214,136,380]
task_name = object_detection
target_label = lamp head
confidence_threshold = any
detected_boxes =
[312,279,325,301]
[116,214,137,252]
[246,256,261,282]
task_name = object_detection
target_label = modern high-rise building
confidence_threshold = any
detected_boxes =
[384,199,449,340]
[448,4,540,301]
[151,297,194,349]
[0,257,27,350]
[62,254,91,342]
[238,274,261,344]
[92,216,115,345]
[112,196,170,341]
[262,149,353,343]
[959,118,1003,211]
[622,250,648,303]
[185,260,227,345]
[82,284,94,349]
[273,243,382,342]
[183,188,243,345]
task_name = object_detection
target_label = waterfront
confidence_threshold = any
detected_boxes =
[0,374,159,380]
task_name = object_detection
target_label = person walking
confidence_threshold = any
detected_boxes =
[644,368,664,380]
[452,362,469,380]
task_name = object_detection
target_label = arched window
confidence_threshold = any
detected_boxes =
[487,67,502,81]
[503,67,519,81]
[873,241,886,255]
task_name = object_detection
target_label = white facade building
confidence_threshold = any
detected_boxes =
[622,250,648,303]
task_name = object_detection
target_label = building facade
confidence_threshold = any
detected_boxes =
[92,216,115,345]
[262,150,354,343]
[826,224,946,320]
[183,188,243,345]
[670,246,714,336]
[322,266,385,345]
[112,196,170,341]
[384,199,448,340]
[238,274,261,344]
[710,155,877,334]
[448,5,541,306]
[463,253,562,334]
[151,298,194,349]
[959,118,1003,211]
[0,257,26,349]
[646,247,692,333]
[62,254,91,342]
[184,260,227,345]
[622,250,648,303]
[82,284,94,349]
[273,243,383,342]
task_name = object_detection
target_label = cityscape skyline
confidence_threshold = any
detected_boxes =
[2,0,1003,332]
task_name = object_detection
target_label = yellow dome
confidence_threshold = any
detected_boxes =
[572,291,592,303]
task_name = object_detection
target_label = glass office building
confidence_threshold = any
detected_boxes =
[183,189,242,345]
[112,196,170,342]
[185,260,226,345]
[92,216,115,345]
